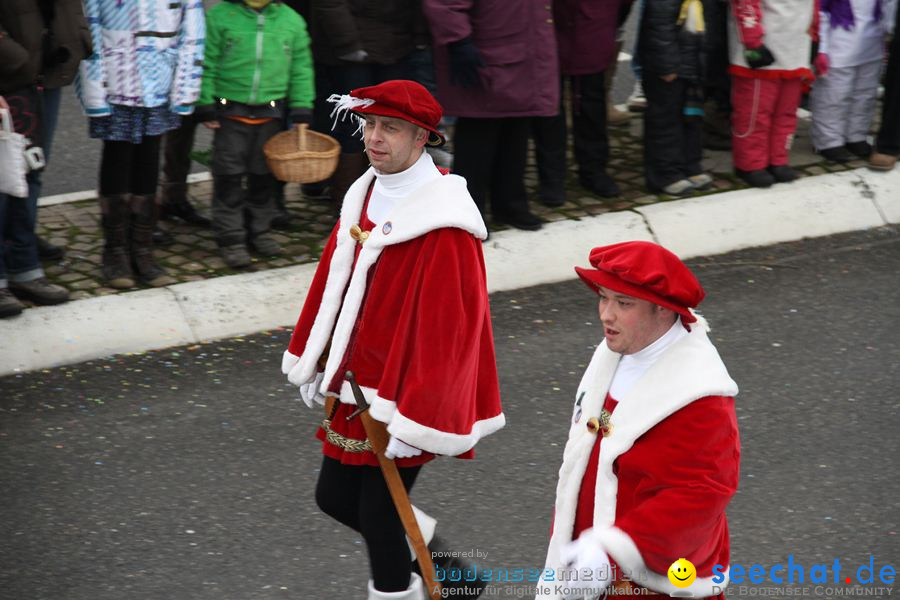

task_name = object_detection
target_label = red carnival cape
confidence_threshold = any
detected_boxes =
[282,167,504,461]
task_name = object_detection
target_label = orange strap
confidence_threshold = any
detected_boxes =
[226,115,275,125]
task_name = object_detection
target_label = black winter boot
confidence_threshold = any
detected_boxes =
[37,236,65,261]
[160,182,211,226]
[130,194,175,287]
[99,194,135,289]
[735,168,775,188]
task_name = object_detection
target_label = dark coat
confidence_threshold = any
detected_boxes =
[554,0,633,76]
[423,0,559,118]
[637,0,705,81]
[308,0,426,66]
[0,0,92,93]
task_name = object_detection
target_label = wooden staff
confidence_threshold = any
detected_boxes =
[344,371,442,600]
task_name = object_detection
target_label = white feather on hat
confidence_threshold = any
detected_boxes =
[326,94,375,139]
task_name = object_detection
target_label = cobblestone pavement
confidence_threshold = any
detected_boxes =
[34,115,869,305]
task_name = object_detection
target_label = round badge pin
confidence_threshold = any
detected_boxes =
[382,221,393,235]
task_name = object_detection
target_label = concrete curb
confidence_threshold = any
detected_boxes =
[37,172,213,208]
[3,166,898,376]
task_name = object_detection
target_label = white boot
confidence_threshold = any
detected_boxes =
[367,573,425,600]
[406,505,437,559]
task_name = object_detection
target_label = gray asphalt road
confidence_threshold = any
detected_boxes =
[42,8,641,197]
[2,228,899,600]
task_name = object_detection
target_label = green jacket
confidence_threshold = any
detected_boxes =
[198,0,313,112]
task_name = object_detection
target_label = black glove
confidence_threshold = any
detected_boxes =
[744,44,776,69]
[290,107,313,125]
[448,37,484,89]
[192,104,217,122]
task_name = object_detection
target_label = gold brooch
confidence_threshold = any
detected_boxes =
[586,409,613,437]
[349,224,369,244]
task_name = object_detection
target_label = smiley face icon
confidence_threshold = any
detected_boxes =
[668,558,697,588]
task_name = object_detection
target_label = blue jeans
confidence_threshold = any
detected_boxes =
[0,87,61,287]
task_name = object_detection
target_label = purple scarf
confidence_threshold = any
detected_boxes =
[822,0,883,29]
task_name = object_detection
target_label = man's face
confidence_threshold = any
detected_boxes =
[596,286,676,355]
[362,114,426,174]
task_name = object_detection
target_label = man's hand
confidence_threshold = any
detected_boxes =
[448,37,485,88]
[203,120,221,129]
[559,530,613,600]
[660,73,677,82]
[744,44,776,69]
[385,436,422,459]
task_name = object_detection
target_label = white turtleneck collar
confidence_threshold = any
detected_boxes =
[609,318,689,401]
[367,151,441,224]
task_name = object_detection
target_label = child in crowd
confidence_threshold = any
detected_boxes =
[728,0,818,188]
[196,0,314,268]
[77,0,205,289]
[811,0,896,162]
[638,0,713,196]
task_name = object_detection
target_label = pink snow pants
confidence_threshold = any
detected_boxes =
[731,75,804,171]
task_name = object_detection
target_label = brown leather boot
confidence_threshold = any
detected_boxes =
[99,194,135,289]
[130,194,176,287]
[329,152,370,211]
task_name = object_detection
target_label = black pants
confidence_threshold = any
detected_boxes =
[315,456,421,592]
[876,7,900,155]
[642,75,703,191]
[161,114,199,193]
[703,0,732,113]
[99,137,162,196]
[453,116,531,219]
[533,72,611,195]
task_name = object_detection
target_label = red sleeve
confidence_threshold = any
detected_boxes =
[373,228,503,454]
[613,395,740,575]
[286,221,340,358]
[731,0,765,48]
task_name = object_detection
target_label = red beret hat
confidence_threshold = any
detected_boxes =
[574,241,705,324]
[343,80,445,147]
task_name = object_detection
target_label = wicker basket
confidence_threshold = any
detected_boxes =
[264,123,341,183]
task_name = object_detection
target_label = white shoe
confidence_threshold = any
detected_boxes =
[688,173,714,190]
[662,179,694,196]
[368,573,425,600]
[627,80,647,112]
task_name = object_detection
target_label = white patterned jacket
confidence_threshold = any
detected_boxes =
[75,0,205,116]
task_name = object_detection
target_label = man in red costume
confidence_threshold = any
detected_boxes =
[538,241,740,600]
[282,80,504,600]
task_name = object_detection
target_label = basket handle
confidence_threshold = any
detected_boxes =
[297,123,308,152]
